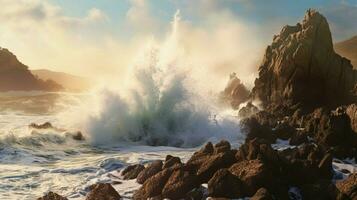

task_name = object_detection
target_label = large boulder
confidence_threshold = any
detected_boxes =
[252,9,357,109]
[163,155,182,169]
[207,169,243,198]
[336,173,357,199]
[161,168,199,199]
[37,192,68,200]
[136,160,163,184]
[121,164,145,180]
[85,183,121,200]
[133,168,173,199]
[229,159,273,196]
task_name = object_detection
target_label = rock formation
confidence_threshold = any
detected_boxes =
[0,47,63,92]
[252,9,357,109]
[220,72,250,109]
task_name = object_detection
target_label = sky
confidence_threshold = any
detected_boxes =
[0,0,356,86]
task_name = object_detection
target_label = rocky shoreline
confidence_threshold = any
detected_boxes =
[37,9,357,200]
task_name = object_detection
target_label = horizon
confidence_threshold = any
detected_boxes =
[0,0,356,86]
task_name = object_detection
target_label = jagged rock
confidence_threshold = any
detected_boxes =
[229,159,273,196]
[252,9,357,109]
[85,183,121,200]
[161,168,199,199]
[196,151,236,183]
[207,169,243,198]
[186,142,214,171]
[336,173,357,199]
[163,155,182,169]
[121,164,145,180]
[37,192,68,200]
[274,121,296,140]
[137,160,163,184]
[236,138,279,167]
[346,103,357,133]
[250,188,273,200]
[220,73,250,109]
[238,102,259,119]
[133,168,173,199]
[213,140,231,154]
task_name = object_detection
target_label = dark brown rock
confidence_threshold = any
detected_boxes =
[301,180,341,200]
[240,117,276,144]
[289,131,308,145]
[133,168,173,199]
[163,155,182,169]
[161,168,199,199]
[214,140,231,154]
[121,164,145,180]
[186,142,214,171]
[85,183,121,200]
[37,192,68,200]
[196,151,236,183]
[229,160,273,196]
[252,9,357,109]
[336,173,357,199]
[136,160,163,184]
[250,188,273,200]
[207,169,243,198]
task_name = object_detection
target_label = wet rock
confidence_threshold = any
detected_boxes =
[213,140,231,154]
[137,160,163,184]
[64,131,85,141]
[207,169,243,198]
[236,138,279,167]
[133,168,173,199]
[37,192,68,200]
[336,173,357,199]
[30,122,54,129]
[196,150,236,183]
[85,183,121,200]
[250,188,273,200]
[186,142,214,171]
[121,164,145,180]
[229,159,273,196]
[161,168,199,199]
[163,155,182,169]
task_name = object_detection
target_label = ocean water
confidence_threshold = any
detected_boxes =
[0,91,244,200]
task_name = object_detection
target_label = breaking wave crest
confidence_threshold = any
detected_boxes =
[65,11,242,147]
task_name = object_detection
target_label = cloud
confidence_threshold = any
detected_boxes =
[125,0,161,34]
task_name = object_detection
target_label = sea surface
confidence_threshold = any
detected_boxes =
[0,92,355,200]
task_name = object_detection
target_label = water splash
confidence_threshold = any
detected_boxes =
[64,11,242,147]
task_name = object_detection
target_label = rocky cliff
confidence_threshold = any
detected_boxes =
[0,48,63,92]
[220,73,250,109]
[252,9,357,109]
